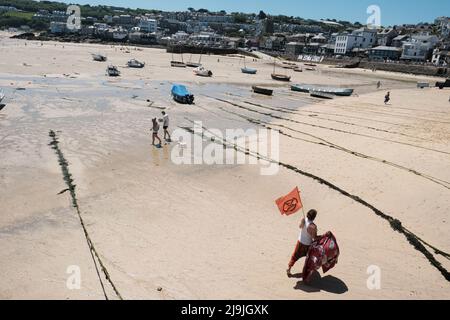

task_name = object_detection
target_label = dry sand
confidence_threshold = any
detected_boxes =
[1,31,450,299]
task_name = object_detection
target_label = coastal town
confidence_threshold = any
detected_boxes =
[1,3,450,75]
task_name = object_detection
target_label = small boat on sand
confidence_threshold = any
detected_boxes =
[171,84,194,104]
[252,86,273,96]
[241,56,257,74]
[293,66,303,72]
[305,67,316,71]
[242,67,257,74]
[271,74,291,82]
[310,91,334,99]
[106,65,121,77]
[291,84,354,96]
[92,54,107,62]
[271,58,291,82]
[0,90,5,104]
[193,66,213,77]
[128,59,145,68]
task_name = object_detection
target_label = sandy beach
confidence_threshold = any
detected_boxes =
[1,31,450,299]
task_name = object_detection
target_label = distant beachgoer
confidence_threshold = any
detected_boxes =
[161,111,171,142]
[151,118,162,147]
[377,81,381,89]
[287,209,320,277]
[384,92,391,105]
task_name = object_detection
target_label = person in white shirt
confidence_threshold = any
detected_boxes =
[287,209,319,277]
[161,111,171,142]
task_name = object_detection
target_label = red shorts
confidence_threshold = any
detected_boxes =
[288,241,310,268]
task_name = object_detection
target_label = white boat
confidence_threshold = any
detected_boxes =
[128,59,145,68]
[193,66,213,77]
[106,65,121,77]
[241,56,257,74]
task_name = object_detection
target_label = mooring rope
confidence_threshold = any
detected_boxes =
[48,130,123,300]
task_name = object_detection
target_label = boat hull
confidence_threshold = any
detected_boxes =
[241,68,257,74]
[252,86,273,96]
[271,74,291,82]
[291,84,353,96]
[171,61,186,68]
[310,91,334,99]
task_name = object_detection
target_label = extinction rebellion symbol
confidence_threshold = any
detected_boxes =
[283,198,298,214]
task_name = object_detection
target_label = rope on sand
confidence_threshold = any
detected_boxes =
[48,130,123,300]
[181,120,450,282]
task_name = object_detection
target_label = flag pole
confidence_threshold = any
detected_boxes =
[298,188,306,219]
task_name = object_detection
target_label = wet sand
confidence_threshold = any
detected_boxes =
[1,32,450,299]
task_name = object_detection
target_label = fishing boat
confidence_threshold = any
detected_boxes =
[310,91,334,99]
[241,56,257,74]
[271,58,291,82]
[291,84,353,96]
[171,84,194,104]
[305,67,316,71]
[271,74,291,81]
[193,66,213,77]
[252,86,273,96]
[293,66,303,72]
[304,63,317,67]
[106,65,121,77]
[127,59,145,68]
[92,54,107,62]
[0,90,5,103]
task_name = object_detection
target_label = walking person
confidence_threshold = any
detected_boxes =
[377,81,381,89]
[151,118,162,147]
[287,209,320,278]
[161,111,171,142]
[384,91,391,105]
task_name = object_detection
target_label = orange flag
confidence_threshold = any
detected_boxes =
[275,187,303,216]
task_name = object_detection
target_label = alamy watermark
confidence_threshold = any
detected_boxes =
[66,265,81,290]
[66,5,81,31]
[366,265,381,290]
[367,5,381,29]
[170,121,280,176]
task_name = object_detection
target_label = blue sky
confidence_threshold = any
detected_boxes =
[60,0,448,26]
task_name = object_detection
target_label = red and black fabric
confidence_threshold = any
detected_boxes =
[302,231,340,283]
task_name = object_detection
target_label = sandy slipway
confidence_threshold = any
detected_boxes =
[0,32,450,299]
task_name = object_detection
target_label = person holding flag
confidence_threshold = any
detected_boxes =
[286,209,319,278]
[275,187,321,278]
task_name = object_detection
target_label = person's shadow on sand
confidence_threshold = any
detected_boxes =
[291,271,348,294]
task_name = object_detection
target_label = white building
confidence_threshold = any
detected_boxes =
[401,35,439,61]
[138,18,157,33]
[189,32,227,47]
[334,28,377,54]
[172,31,189,42]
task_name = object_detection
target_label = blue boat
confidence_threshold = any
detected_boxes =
[241,67,257,74]
[171,84,194,104]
